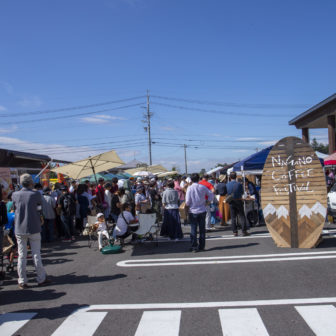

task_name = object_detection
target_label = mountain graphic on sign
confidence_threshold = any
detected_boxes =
[311,202,326,217]
[263,203,276,217]
[299,205,312,219]
[276,206,288,219]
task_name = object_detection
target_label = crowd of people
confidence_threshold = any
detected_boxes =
[0,170,262,288]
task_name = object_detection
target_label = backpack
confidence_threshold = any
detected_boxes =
[63,194,76,216]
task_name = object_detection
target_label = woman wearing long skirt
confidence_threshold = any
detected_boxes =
[160,180,183,240]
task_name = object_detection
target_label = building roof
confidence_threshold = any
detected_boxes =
[288,93,336,129]
[0,148,71,168]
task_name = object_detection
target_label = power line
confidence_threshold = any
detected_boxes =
[151,102,293,117]
[151,94,309,109]
[0,95,146,118]
[13,138,148,152]
[2,103,143,125]
[152,141,259,150]
[30,142,148,156]
[152,137,272,143]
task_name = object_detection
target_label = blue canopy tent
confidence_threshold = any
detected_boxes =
[232,146,273,174]
[232,145,325,175]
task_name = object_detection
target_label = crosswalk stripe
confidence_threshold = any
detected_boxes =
[0,313,37,336]
[218,308,269,336]
[134,310,181,336]
[295,305,336,336]
[51,311,107,336]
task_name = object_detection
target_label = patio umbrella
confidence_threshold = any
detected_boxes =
[52,150,124,184]
[133,171,154,177]
[157,171,179,178]
[125,164,168,176]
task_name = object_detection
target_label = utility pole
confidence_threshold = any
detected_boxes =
[184,144,188,175]
[143,90,153,166]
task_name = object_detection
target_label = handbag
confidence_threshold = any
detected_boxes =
[225,193,234,204]
[179,201,188,220]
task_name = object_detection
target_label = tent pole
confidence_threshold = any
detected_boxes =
[89,158,98,185]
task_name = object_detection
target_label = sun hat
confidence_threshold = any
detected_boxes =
[219,174,226,182]
[96,213,104,219]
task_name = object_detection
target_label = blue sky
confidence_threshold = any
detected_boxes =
[0,0,335,172]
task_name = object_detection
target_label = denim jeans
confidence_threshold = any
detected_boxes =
[189,212,206,250]
[16,233,46,285]
[60,214,74,238]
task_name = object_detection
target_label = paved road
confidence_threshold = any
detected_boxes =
[1,224,336,335]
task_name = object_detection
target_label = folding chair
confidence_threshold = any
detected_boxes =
[85,215,98,248]
[134,213,160,246]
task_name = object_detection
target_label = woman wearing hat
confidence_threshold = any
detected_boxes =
[135,186,150,216]
[160,180,183,240]
[215,175,230,226]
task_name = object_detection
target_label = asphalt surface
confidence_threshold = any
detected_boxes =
[1,223,336,336]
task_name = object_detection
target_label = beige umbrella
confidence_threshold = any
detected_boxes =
[125,164,168,176]
[52,150,124,183]
[157,171,179,178]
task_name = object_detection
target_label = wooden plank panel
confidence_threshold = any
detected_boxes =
[261,136,327,248]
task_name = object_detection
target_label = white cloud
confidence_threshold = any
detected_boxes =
[0,136,106,162]
[18,95,43,108]
[119,150,140,158]
[210,133,222,137]
[80,115,126,124]
[310,134,328,144]
[0,105,7,112]
[259,140,277,146]
[0,81,14,95]
[236,137,260,141]
[0,125,18,134]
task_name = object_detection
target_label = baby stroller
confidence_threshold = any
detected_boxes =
[2,231,15,272]
[83,215,115,249]
[0,230,15,285]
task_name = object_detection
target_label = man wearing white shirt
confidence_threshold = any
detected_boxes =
[185,173,214,252]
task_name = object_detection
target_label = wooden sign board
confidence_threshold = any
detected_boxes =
[261,137,327,248]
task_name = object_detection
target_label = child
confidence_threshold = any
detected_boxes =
[95,213,110,251]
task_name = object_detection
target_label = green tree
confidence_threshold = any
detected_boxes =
[199,168,206,176]
[311,138,328,154]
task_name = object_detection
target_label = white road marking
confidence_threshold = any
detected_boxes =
[117,251,336,267]
[51,311,107,336]
[135,311,181,336]
[3,301,336,336]
[295,305,336,336]
[0,313,37,336]
[219,308,269,336]
[78,297,336,312]
[145,229,336,243]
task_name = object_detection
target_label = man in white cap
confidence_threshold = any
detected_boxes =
[12,174,51,289]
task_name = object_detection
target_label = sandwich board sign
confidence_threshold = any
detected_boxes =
[261,137,327,248]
